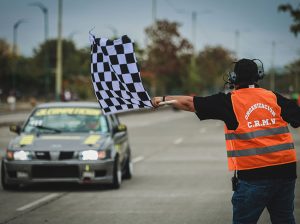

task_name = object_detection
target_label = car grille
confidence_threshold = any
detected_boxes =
[35,151,51,160]
[8,171,17,178]
[59,151,74,160]
[32,165,79,178]
[34,151,74,160]
[95,170,107,177]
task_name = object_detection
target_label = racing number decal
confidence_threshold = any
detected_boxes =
[84,135,101,145]
[19,135,35,146]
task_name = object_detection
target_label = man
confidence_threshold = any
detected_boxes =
[152,58,300,224]
[85,117,101,131]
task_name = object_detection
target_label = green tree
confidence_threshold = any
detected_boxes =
[0,39,43,99]
[278,3,300,36]
[33,39,86,79]
[183,56,201,95]
[144,20,193,95]
[0,39,13,97]
[285,59,300,93]
[15,56,40,98]
[32,39,91,100]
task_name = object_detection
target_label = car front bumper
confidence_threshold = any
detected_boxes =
[2,159,114,185]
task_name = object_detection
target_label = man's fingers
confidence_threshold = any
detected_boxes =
[151,97,163,108]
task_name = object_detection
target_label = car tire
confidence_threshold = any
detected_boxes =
[123,153,133,180]
[110,155,122,189]
[1,161,19,191]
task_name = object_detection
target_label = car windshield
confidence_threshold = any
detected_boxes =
[23,107,109,134]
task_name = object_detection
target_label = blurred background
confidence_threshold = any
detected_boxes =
[0,0,299,111]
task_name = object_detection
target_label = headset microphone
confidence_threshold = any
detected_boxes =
[223,73,235,90]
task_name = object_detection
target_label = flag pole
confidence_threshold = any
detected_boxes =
[158,100,177,106]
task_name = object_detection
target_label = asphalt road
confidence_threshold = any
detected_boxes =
[0,109,299,224]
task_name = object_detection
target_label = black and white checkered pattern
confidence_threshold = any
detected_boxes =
[90,34,153,114]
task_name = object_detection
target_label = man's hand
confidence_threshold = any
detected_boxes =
[151,97,163,108]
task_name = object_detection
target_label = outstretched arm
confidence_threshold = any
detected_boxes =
[151,96,195,112]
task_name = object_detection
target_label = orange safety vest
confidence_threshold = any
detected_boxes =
[225,88,297,171]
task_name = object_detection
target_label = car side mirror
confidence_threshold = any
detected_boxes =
[114,124,127,133]
[9,124,21,134]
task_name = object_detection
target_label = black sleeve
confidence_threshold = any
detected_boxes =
[193,92,238,130]
[274,92,300,128]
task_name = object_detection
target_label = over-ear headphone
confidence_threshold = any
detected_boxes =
[227,59,264,85]
[254,59,265,80]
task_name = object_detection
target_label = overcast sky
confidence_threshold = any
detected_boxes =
[0,0,299,70]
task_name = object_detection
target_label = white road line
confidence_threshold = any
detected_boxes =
[16,193,60,212]
[173,137,183,145]
[132,156,144,163]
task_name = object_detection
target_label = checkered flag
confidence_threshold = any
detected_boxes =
[90,34,153,114]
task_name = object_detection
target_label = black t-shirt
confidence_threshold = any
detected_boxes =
[193,89,300,180]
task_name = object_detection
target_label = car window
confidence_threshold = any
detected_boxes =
[23,107,109,134]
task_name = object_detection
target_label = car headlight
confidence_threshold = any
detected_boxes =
[6,150,14,160]
[13,150,32,160]
[79,150,107,160]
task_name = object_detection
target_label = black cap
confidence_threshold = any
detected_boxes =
[234,58,258,84]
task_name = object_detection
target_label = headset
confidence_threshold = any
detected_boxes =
[227,59,264,86]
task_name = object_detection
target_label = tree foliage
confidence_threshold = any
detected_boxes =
[143,20,235,95]
[196,46,235,93]
[3,17,297,102]
[0,38,94,100]
[33,39,90,79]
[0,39,13,97]
[284,59,300,92]
[30,39,91,99]
[144,20,193,94]
[278,3,300,36]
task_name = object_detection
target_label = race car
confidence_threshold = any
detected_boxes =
[1,102,133,190]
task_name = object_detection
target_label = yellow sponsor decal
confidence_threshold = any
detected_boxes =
[35,108,101,116]
[41,136,81,140]
[20,135,34,145]
[84,135,101,145]
[115,144,121,153]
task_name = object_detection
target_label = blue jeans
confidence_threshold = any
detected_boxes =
[232,179,296,224]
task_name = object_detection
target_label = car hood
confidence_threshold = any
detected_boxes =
[8,133,112,151]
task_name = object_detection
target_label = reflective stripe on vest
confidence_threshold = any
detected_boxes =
[225,126,290,140]
[227,142,294,157]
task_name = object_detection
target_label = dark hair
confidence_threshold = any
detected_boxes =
[234,59,259,85]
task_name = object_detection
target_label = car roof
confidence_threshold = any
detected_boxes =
[36,101,100,109]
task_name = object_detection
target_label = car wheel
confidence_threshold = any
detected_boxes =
[1,161,19,191]
[111,156,122,189]
[123,153,133,179]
